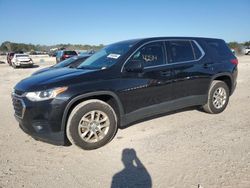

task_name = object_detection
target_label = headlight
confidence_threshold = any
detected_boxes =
[25,87,68,101]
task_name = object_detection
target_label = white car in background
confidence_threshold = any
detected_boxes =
[11,54,34,68]
[245,47,250,55]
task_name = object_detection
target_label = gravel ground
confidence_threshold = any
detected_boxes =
[0,55,249,188]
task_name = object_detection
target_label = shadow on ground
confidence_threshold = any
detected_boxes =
[111,148,152,188]
[15,65,40,69]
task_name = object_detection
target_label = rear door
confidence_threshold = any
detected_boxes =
[166,40,210,101]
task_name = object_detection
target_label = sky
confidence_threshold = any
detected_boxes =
[0,0,250,45]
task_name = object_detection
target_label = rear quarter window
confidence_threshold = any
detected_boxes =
[205,39,233,59]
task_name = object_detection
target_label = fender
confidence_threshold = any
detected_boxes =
[61,91,124,132]
[209,72,233,92]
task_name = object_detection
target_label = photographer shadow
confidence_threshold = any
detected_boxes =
[111,148,152,188]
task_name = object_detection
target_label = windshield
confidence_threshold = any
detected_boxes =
[77,40,137,69]
[54,56,90,68]
[16,54,28,58]
[54,56,79,68]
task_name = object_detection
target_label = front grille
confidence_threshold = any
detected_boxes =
[20,61,30,63]
[12,97,25,118]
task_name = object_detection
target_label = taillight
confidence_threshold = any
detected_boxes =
[230,58,238,65]
[63,55,69,58]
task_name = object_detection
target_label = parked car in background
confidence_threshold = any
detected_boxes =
[78,50,96,56]
[32,54,91,75]
[12,37,238,150]
[7,52,15,66]
[11,54,33,68]
[244,47,250,55]
[49,51,57,57]
[56,50,78,63]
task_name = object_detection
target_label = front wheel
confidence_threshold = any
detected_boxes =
[12,62,17,69]
[203,80,230,114]
[66,99,118,150]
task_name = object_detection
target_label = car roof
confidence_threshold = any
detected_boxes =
[117,36,223,43]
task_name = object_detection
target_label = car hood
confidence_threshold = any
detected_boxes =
[17,57,31,61]
[15,67,98,91]
[32,67,53,75]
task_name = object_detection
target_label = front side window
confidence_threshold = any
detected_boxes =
[167,41,195,63]
[129,42,165,68]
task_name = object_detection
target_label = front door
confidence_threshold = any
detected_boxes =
[119,41,173,114]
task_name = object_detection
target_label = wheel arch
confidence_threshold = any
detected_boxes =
[61,91,124,133]
[210,73,233,95]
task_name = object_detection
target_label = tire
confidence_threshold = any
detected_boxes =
[203,80,230,114]
[12,62,17,69]
[66,99,118,150]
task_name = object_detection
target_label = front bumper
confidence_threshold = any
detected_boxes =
[14,61,34,67]
[19,62,34,67]
[12,94,68,145]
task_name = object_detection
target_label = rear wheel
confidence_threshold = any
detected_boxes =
[66,99,118,150]
[203,80,230,114]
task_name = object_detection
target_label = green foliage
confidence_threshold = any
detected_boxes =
[228,42,240,49]
[244,41,250,47]
[0,41,105,52]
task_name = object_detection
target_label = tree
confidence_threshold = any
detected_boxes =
[244,41,250,47]
[228,42,240,49]
[0,41,12,51]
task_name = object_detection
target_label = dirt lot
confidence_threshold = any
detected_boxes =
[0,55,249,188]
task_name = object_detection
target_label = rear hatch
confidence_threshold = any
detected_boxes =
[63,51,78,59]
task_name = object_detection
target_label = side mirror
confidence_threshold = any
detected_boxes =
[124,59,144,73]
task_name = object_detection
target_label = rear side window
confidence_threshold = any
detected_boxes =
[130,42,166,68]
[64,51,77,55]
[205,39,232,59]
[167,41,195,63]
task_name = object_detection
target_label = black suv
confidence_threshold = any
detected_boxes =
[12,37,238,150]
